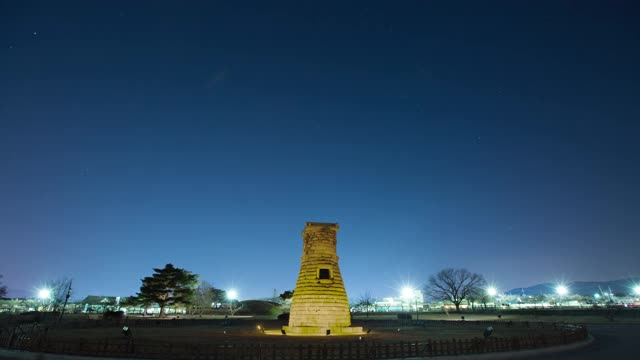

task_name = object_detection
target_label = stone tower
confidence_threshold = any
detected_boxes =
[283,222,362,335]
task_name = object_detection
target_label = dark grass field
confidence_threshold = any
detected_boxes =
[2,310,617,348]
[42,318,562,346]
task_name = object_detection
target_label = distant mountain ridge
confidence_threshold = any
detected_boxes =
[507,278,640,296]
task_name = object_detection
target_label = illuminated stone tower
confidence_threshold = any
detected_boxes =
[284,222,362,335]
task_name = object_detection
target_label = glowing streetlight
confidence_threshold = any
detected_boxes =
[555,285,568,296]
[594,293,600,299]
[401,287,414,300]
[37,288,51,311]
[38,288,51,300]
[633,286,640,296]
[554,285,568,307]
[225,289,239,318]
[487,287,497,297]
[401,287,420,321]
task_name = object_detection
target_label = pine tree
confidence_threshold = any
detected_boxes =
[137,264,199,317]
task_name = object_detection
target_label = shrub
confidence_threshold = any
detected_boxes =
[18,311,42,323]
[236,300,281,316]
[103,311,125,320]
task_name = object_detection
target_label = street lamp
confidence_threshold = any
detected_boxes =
[556,285,568,307]
[556,285,568,296]
[633,286,640,296]
[401,287,420,321]
[401,287,414,300]
[38,288,51,300]
[486,287,498,310]
[226,289,238,317]
[38,288,51,311]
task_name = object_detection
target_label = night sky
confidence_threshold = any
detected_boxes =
[1,1,639,301]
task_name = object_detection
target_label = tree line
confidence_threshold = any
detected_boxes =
[2,266,491,316]
[125,263,234,317]
[355,268,488,312]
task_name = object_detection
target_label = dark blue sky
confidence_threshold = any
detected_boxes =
[1,1,639,300]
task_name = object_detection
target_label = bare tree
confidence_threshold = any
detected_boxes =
[466,293,477,310]
[223,290,243,316]
[0,274,7,298]
[193,281,221,316]
[358,290,375,317]
[479,294,490,309]
[426,268,486,312]
[226,299,242,316]
[44,277,72,312]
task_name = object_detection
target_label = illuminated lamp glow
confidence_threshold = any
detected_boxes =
[401,287,415,299]
[38,289,51,300]
[556,285,568,296]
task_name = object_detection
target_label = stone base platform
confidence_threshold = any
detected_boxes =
[282,326,364,336]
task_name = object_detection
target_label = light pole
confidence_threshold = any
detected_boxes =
[487,287,497,310]
[556,285,568,307]
[401,287,419,321]
[38,288,51,311]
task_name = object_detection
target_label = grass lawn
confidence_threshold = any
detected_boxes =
[46,318,561,346]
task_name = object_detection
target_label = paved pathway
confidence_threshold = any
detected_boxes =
[519,323,640,359]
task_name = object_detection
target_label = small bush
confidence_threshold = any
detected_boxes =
[103,311,125,320]
[397,313,412,320]
[236,300,280,316]
[18,311,42,323]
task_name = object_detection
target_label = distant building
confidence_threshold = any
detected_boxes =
[373,292,425,312]
[77,296,126,313]
[0,298,37,313]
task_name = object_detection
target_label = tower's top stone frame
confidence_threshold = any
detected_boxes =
[301,222,340,261]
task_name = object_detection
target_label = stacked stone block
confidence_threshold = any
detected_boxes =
[283,222,362,335]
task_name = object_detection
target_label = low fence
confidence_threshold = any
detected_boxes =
[0,324,588,360]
